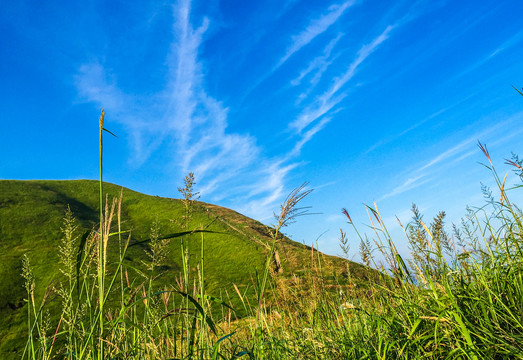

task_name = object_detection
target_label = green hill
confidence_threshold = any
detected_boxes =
[0,179,369,358]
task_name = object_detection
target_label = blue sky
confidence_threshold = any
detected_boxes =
[2,0,523,258]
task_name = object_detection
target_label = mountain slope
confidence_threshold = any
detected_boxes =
[0,179,369,357]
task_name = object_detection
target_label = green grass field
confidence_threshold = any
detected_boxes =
[2,109,522,359]
[0,179,367,359]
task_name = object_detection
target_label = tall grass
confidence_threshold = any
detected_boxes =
[21,108,523,359]
[229,142,523,359]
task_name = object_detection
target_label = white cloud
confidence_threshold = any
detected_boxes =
[277,1,355,68]
[323,25,394,100]
[292,32,344,105]
[379,115,523,202]
[291,32,343,87]
[236,161,300,221]
[451,28,523,82]
[290,25,395,134]
[380,175,430,201]
[364,88,483,155]
[289,116,332,157]
[75,63,125,110]
[239,1,354,102]
[75,63,166,166]
[326,213,344,222]
[276,0,301,19]
[75,0,300,222]
[290,93,345,134]
[418,136,477,172]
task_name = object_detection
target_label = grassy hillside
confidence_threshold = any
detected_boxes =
[2,148,523,359]
[0,179,367,358]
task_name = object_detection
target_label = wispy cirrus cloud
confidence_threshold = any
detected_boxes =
[288,116,332,157]
[277,1,354,68]
[75,0,300,221]
[287,0,481,159]
[449,28,523,83]
[75,63,167,166]
[291,32,343,87]
[292,32,344,104]
[275,0,301,19]
[290,24,395,134]
[384,134,487,201]
[286,1,438,152]
[235,161,301,221]
[75,63,125,110]
[488,28,523,57]
[379,115,523,202]
[321,25,394,102]
[364,104,454,155]
[240,1,355,103]
[417,137,478,173]
[379,174,430,201]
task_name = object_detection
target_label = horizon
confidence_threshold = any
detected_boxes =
[2,0,523,257]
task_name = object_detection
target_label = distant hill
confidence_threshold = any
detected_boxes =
[0,180,370,357]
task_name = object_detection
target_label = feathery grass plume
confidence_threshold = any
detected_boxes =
[37,310,51,355]
[178,172,200,228]
[270,183,313,274]
[478,141,492,166]
[274,182,313,230]
[342,207,377,271]
[57,206,80,358]
[339,229,350,258]
[22,254,35,303]
[59,205,79,282]
[341,208,352,224]
[407,204,435,273]
[359,236,373,268]
[21,254,35,359]
[413,210,453,280]
[143,217,170,273]
[506,152,523,181]
[254,182,313,336]
[431,211,454,257]
[141,217,171,341]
